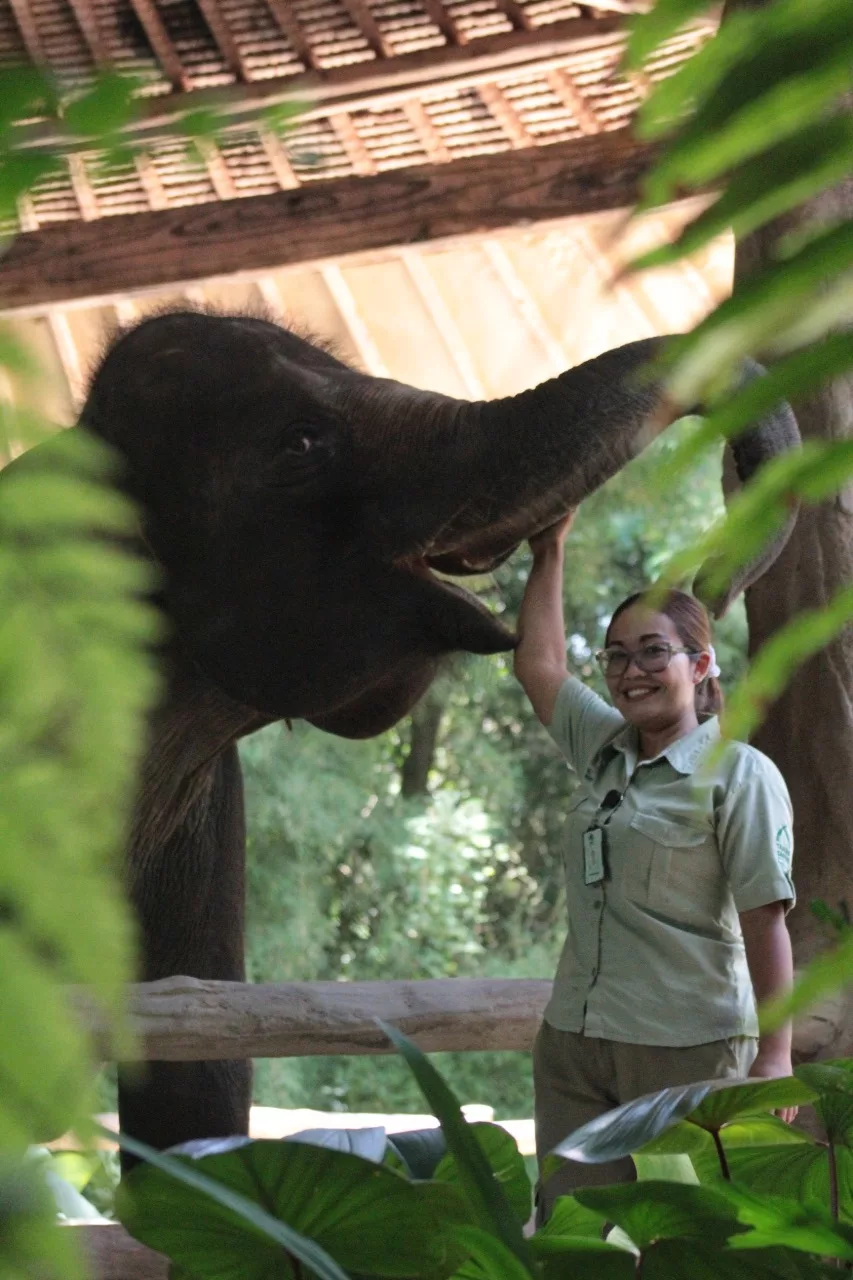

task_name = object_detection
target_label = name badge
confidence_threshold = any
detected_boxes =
[583,828,605,885]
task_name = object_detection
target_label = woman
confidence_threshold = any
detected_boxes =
[514,513,797,1216]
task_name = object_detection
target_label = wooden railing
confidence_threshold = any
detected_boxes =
[73,974,552,1059]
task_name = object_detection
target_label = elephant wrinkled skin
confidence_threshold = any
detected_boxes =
[3,310,801,1160]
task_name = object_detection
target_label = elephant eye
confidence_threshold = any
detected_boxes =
[282,426,319,459]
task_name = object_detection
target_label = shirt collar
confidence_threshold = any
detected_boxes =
[606,715,721,775]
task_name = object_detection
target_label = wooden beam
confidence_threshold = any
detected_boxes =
[134,152,170,209]
[477,82,535,148]
[0,129,657,313]
[320,263,388,375]
[12,16,638,152]
[66,0,112,65]
[126,0,190,91]
[328,111,378,175]
[546,66,602,134]
[67,152,99,220]
[493,0,534,30]
[197,138,239,199]
[402,100,453,163]
[195,0,252,81]
[74,1223,168,1280]
[262,0,319,70]
[259,129,300,189]
[420,0,466,45]
[7,0,47,64]
[398,248,485,398]
[482,238,567,372]
[340,0,394,58]
[71,975,552,1059]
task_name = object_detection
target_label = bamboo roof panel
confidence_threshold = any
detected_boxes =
[2,1,717,230]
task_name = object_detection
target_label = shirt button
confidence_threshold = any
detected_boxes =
[593,901,602,909]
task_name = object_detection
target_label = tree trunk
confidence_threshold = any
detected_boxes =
[725,17,853,1052]
[400,694,445,797]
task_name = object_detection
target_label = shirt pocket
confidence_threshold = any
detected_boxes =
[625,810,724,927]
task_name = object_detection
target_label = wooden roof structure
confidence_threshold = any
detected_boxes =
[0,0,731,434]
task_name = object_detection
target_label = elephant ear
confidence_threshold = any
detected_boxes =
[693,362,800,618]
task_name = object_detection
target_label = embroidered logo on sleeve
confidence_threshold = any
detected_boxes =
[775,824,793,871]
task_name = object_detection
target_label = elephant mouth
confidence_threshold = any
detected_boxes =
[396,552,516,653]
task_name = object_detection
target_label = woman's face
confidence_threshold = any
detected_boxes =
[603,605,709,733]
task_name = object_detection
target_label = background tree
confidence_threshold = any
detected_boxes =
[736,117,853,1052]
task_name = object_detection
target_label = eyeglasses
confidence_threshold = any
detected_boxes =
[595,642,698,678]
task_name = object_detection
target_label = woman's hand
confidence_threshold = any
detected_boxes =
[748,1049,798,1124]
[528,511,576,557]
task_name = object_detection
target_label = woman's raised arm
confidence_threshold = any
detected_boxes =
[513,513,576,725]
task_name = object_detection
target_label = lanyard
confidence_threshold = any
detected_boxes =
[582,788,627,885]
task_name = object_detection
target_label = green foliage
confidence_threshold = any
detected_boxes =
[114,1047,853,1279]
[379,1024,532,1269]
[0,427,159,1154]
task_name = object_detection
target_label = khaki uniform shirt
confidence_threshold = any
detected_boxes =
[544,677,795,1046]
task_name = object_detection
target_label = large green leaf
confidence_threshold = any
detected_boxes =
[448,1227,533,1280]
[723,584,853,742]
[662,221,853,403]
[795,1065,853,1146]
[62,73,140,138]
[721,1184,853,1258]
[434,1123,531,1227]
[535,1237,637,1280]
[639,22,853,203]
[712,1143,853,1224]
[119,1135,467,1280]
[0,1157,85,1280]
[763,935,853,1031]
[634,118,853,269]
[641,1239,839,1279]
[0,427,157,1153]
[387,1128,448,1179]
[636,1119,715,1161]
[531,1194,606,1240]
[685,1079,816,1134]
[661,332,853,485]
[689,1116,815,1185]
[0,66,55,137]
[626,0,717,67]
[633,1153,699,1184]
[379,1021,532,1271]
[550,1081,712,1164]
[574,1180,745,1249]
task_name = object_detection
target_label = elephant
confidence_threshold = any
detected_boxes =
[7,308,801,1160]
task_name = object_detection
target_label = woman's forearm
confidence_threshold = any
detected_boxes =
[740,902,794,1068]
[515,543,569,674]
[513,515,575,724]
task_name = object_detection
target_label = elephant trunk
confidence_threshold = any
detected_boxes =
[417,339,800,614]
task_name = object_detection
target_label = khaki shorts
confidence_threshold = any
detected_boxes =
[533,1021,757,1220]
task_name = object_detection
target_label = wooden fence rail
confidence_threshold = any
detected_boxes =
[73,974,552,1061]
[64,976,551,1277]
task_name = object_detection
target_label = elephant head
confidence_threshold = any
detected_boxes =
[80,309,799,740]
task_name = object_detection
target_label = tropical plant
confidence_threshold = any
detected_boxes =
[114,1030,853,1279]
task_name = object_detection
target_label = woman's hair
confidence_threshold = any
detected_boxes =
[605,588,723,720]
